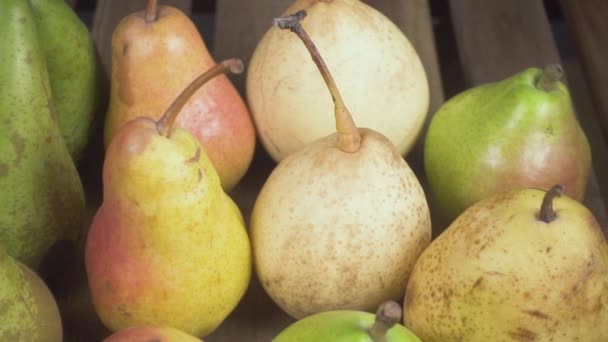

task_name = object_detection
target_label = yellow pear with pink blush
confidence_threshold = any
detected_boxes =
[103,0,255,191]
[85,60,251,338]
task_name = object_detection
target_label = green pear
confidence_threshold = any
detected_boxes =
[275,301,421,342]
[404,185,608,341]
[0,246,63,341]
[424,65,591,225]
[0,0,86,268]
[30,0,104,162]
[85,59,251,338]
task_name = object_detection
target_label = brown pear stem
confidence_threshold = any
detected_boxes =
[145,0,158,22]
[368,301,402,341]
[274,10,361,153]
[156,58,244,137]
[538,184,564,223]
[536,64,564,92]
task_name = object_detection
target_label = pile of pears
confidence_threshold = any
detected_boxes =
[1,0,607,341]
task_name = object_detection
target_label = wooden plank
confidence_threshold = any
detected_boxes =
[211,0,442,341]
[365,0,444,113]
[559,0,608,148]
[447,0,608,232]
[92,0,192,76]
[213,0,292,93]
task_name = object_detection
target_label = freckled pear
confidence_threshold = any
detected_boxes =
[424,65,591,225]
[251,11,431,319]
[85,59,251,338]
[0,0,85,268]
[247,0,429,162]
[404,185,608,341]
[104,0,255,191]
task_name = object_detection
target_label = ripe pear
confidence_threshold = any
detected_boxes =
[403,185,608,341]
[247,0,429,162]
[0,246,63,341]
[85,59,251,338]
[251,11,431,319]
[104,326,202,342]
[0,0,86,268]
[274,301,421,341]
[424,65,591,225]
[103,0,255,191]
[30,0,104,162]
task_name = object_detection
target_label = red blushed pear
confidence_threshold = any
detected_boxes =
[104,0,255,191]
[424,64,592,227]
[85,59,252,338]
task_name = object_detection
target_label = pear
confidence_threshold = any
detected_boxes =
[0,246,63,341]
[274,300,421,341]
[85,59,251,338]
[424,65,591,225]
[403,185,608,341]
[104,326,202,342]
[247,0,429,162]
[251,11,431,319]
[0,0,86,268]
[103,0,255,191]
[30,0,104,162]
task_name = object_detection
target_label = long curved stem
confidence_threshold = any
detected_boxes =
[274,10,361,153]
[156,58,244,137]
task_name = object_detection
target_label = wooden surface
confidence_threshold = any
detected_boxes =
[560,0,608,150]
[59,0,608,341]
[448,0,608,229]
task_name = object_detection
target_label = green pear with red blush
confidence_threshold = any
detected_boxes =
[424,65,591,226]
[85,59,251,338]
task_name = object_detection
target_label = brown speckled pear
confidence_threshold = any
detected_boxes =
[247,0,429,163]
[251,11,431,319]
[404,185,608,341]
[104,0,255,191]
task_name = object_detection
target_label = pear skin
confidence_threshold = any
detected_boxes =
[103,2,255,191]
[30,0,104,162]
[104,326,202,342]
[0,247,63,341]
[0,0,85,268]
[274,301,421,342]
[424,66,591,225]
[404,186,608,341]
[251,11,431,319]
[86,61,252,337]
[247,0,429,162]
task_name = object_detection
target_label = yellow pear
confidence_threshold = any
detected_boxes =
[251,11,431,319]
[247,0,429,162]
[404,185,608,341]
[85,59,251,338]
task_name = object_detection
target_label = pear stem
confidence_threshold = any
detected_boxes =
[145,0,158,22]
[274,10,361,153]
[538,184,564,223]
[536,64,564,92]
[156,58,244,137]
[368,301,402,341]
